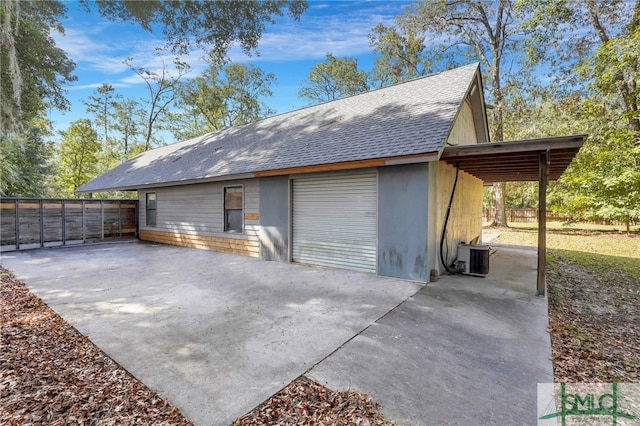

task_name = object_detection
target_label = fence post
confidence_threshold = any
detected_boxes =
[135,200,139,238]
[39,199,44,248]
[61,199,66,245]
[14,199,19,250]
[100,200,104,240]
[82,200,86,243]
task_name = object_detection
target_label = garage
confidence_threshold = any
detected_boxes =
[291,170,378,272]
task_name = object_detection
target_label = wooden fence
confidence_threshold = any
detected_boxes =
[0,198,137,252]
[483,207,635,226]
[483,208,567,223]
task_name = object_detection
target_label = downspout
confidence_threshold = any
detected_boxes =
[439,163,460,274]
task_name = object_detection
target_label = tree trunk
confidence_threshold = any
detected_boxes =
[491,182,508,227]
[490,66,508,227]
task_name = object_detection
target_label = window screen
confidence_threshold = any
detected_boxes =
[146,192,157,227]
[224,186,243,232]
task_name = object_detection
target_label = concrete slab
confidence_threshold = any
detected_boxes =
[0,242,421,425]
[482,230,502,243]
[308,245,553,425]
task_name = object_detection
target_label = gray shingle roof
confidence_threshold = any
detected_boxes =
[77,63,481,192]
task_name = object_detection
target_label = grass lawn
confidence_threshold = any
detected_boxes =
[484,220,640,233]
[488,225,640,382]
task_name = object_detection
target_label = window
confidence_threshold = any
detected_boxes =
[224,186,243,232]
[146,192,157,227]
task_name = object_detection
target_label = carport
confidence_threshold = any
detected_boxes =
[441,134,587,295]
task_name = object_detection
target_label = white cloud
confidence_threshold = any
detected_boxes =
[49,0,411,133]
[226,1,404,62]
[56,1,406,82]
[68,82,131,91]
[52,27,129,74]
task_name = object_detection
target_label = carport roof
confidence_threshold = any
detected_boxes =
[441,134,587,183]
[441,134,588,297]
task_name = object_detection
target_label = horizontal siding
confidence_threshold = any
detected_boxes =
[139,179,259,243]
[140,229,259,257]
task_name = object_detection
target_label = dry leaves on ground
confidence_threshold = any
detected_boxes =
[0,267,193,425]
[233,376,395,426]
[2,266,395,426]
[547,251,640,382]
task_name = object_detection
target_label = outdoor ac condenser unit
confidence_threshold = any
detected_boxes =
[457,244,490,277]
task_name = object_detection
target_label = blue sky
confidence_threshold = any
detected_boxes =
[51,1,413,141]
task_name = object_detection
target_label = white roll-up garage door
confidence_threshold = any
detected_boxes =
[292,170,377,272]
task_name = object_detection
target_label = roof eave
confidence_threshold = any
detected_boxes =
[75,152,442,193]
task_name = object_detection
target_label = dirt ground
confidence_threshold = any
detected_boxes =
[546,251,640,382]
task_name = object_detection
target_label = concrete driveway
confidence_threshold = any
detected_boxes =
[308,244,553,425]
[1,242,552,425]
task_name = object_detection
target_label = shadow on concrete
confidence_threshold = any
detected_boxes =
[308,244,553,425]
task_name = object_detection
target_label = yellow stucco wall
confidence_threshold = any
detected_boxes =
[446,100,478,146]
[428,161,484,274]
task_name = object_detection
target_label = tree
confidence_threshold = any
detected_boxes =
[2,0,307,133]
[520,0,640,229]
[0,120,54,197]
[90,1,308,58]
[521,0,639,137]
[56,119,100,196]
[1,0,76,133]
[83,84,118,149]
[370,0,522,226]
[83,84,146,169]
[548,100,640,231]
[298,53,370,104]
[2,0,306,133]
[169,62,276,140]
[369,23,434,86]
[111,99,145,161]
[125,53,191,151]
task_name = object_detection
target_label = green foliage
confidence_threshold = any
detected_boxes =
[0,0,76,133]
[110,100,145,161]
[90,0,308,59]
[298,53,370,104]
[373,0,525,226]
[518,1,639,227]
[372,0,521,110]
[0,121,54,197]
[519,0,638,130]
[55,119,100,196]
[169,62,276,140]
[125,53,191,151]
[505,182,538,208]
[587,24,640,133]
[368,22,433,86]
[2,0,309,198]
[551,124,640,227]
[83,84,147,171]
[83,83,118,147]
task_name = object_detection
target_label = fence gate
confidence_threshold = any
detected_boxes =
[0,198,138,252]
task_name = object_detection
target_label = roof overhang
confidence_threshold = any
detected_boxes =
[440,134,587,183]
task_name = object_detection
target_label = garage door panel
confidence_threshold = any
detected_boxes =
[292,171,377,273]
